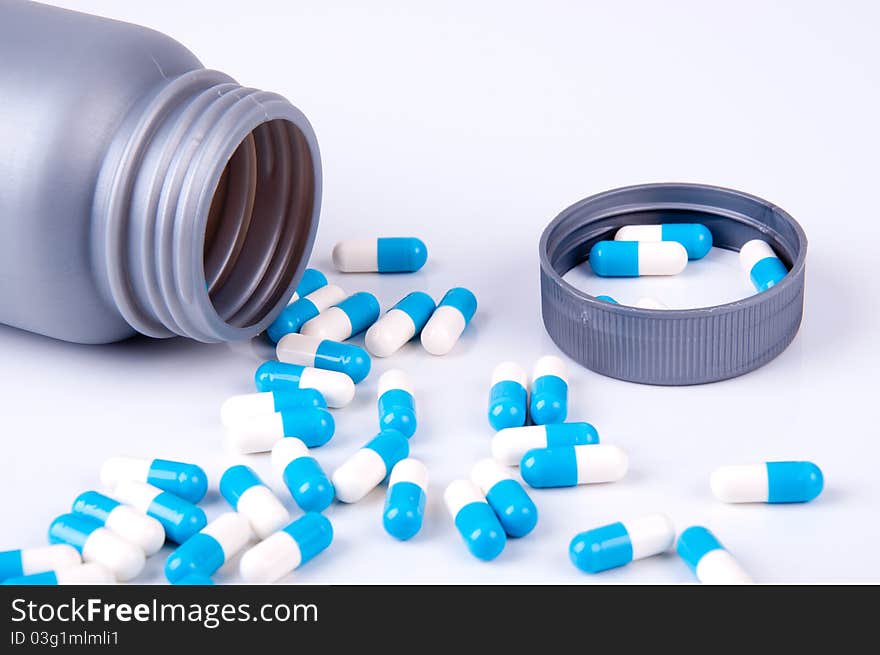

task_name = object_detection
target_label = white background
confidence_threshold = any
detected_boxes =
[2,0,879,584]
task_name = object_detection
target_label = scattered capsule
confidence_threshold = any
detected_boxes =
[444,480,506,561]
[3,562,115,585]
[289,268,328,303]
[530,356,568,425]
[332,430,410,503]
[491,423,599,466]
[520,444,628,488]
[332,238,428,273]
[739,239,788,292]
[596,295,618,304]
[271,438,335,512]
[174,573,214,585]
[676,526,752,584]
[635,297,669,309]
[277,334,370,384]
[100,456,207,504]
[569,514,675,574]
[421,287,477,356]
[225,406,335,453]
[301,291,380,342]
[112,480,206,544]
[487,362,528,431]
[220,388,326,427]
[383,458,428,541]
[615,224,713,260]
[239,513,333,583]
[255,361,355,408]
[165,512,253,584]
[377,369,417,438]
[0,545,80,583]
[365,292,436,357]
[48,513,145,581]
[710,461,824,504]
[220,465,290,539]
[72,491,165,555]
[589,240,687,277]
[267,284,346,343]
[471,458,537,538]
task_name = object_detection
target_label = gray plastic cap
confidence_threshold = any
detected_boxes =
[539,183,807,385]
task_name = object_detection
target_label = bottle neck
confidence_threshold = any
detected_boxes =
[92,69,321,342]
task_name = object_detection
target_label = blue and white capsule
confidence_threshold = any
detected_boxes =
[165,512,253,584]
[383,458,428,541]
[255,361,356,408]
[2,562,114,585]
[112,480,207,544]
[589,240,687,277]
[421,287,478,356]
[365,292,436,357]
[491,422,600,466]
[331,430,410,503]
[530,356,568,425]
[739,239,788,292]
[271,438,335,512]
[471,458,537,538]
[444,480,506,561]
[710,461,823,504]
[521,444,628,488]
[267,284,346,343]
[240,513,333,583]
[676,526,752,584]
[49,513,145,581]
[277,333,371,383]
[225,405,335,453]
[0,545,80,583]
[615,224,713,260]
[289,268,328,303]
[73,491,165,555]
[220,388,326,427]
[487,362,528,431]
[378,369,417,438]
[569,514,675,574]
[100,456,207,503]
[220,466,290,539]
[332,238,428,273]
[301,291,380,342]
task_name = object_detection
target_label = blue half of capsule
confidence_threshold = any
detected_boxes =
[280,408,335,447]
[294,268,327,298]
[767,461,824,503]
[165,533,225,583]
[488,380,528,431]
[453,502,506,561]
[569,522,632,573]
[383,481,427,541]
[336,292,381,335]
[377,238,428,273]
[520,447,578,488]
[254,361,305,393]
[282,456,335,513]
[267,297,322,343]
[661,224,713,260]
[484,479,538,538]
[314,339,371,383]
[282,513,333,565]
[530,375,568,425]
[378,388,417,438]
[146,459,208,504]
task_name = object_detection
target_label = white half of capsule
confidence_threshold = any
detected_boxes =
[420,305,466,356]
[202,512,254,562]
[622,514,676,560]
[378,369,415,397]
[276,333,324,366]
[471,458,513,494]
[635,297,669,310]
[331,239,378,272]
[19,545,81,576]
[614,225,663,242]
[332,448,387,503]
[303,284,348,312]
[491,361,528,387]
[444,479,486,518]
[532,355,567,382]
[491,426,557,466]
[300,366,356,408]
[575,445,629,483]
[638,242,688,275]
[365,309,417,357]
[271,437,311,471]
[301,307,353,341]
[710,464,769,503]
[81,527,145,582]
[110,480,163,513]
[55,562,116,585]
[220,392,278,427]
[739,239,777,273]
[389,458,429,490]
[103,504,166,556]
[695,549,753,584]
[236,485,291,540]
[239,530,303,584]
[225,412,286,454]
[99,457,151,488]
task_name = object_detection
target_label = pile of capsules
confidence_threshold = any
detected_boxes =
[589,223,790,307]
[0,231,818,586]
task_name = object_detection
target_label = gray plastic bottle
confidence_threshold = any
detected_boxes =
[0,1,322,344]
